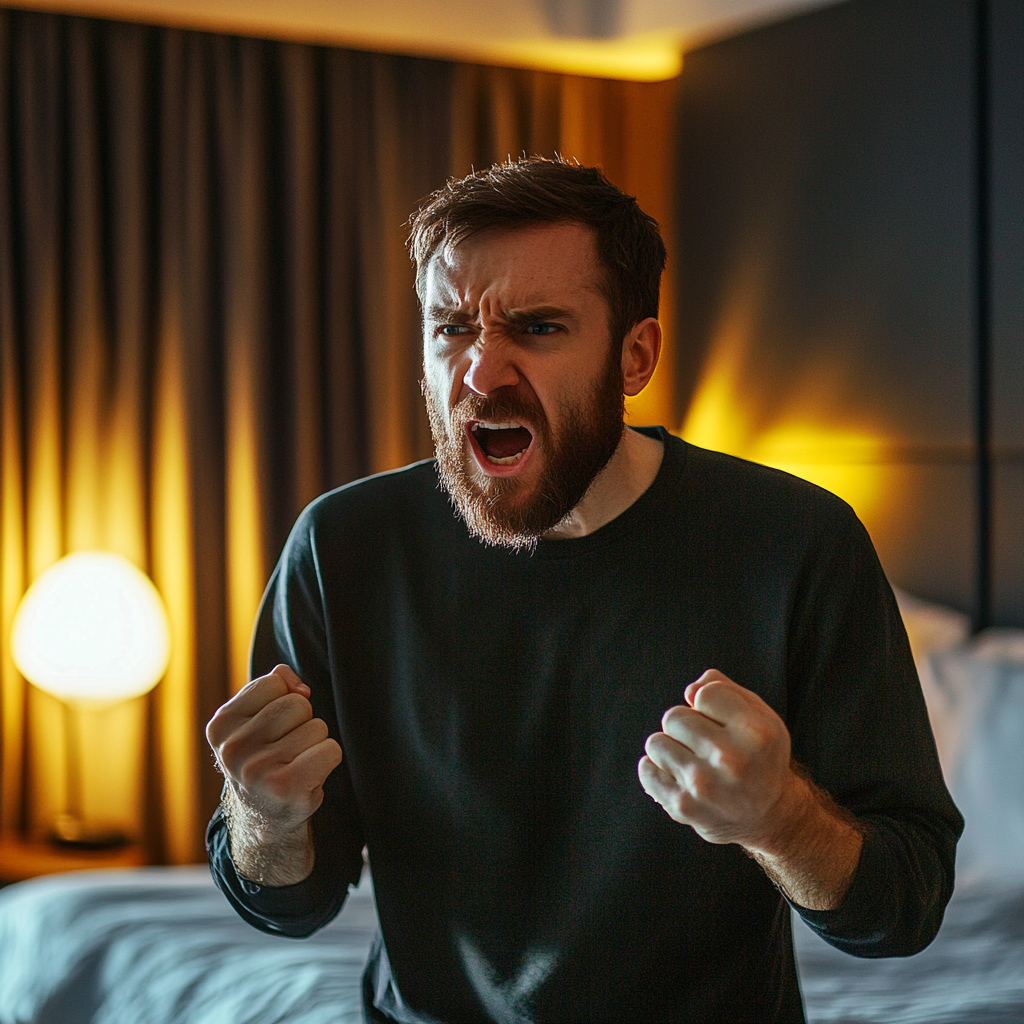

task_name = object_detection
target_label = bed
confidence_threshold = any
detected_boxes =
[1,600,1022,1024]
[0,865,377,1024]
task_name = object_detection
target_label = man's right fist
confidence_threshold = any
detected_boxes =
[206,664,343,835]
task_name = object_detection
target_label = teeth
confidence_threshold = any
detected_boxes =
[473,421,522,430]
[486,451,524,465]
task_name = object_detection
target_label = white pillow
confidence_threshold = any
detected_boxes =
[932,636,1024,882]
[895,589,1024,882]
[893,588,970,776]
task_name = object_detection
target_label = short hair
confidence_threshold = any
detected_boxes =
[406,156,667,348]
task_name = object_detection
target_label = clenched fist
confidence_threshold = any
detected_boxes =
[638,669,794,849]
[206,664,343,884]
[638,669,863,910]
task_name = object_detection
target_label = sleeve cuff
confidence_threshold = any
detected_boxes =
[789,825,897,956]
[206,806,350,938]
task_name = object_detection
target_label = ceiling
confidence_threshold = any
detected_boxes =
[9,0,842,79]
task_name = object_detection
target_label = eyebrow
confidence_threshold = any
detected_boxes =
[425,305,475,326]
[425,304,580,328]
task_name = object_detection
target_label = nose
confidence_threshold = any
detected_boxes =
[462,337,520,397]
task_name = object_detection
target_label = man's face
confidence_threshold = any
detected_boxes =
[421,222,625,551]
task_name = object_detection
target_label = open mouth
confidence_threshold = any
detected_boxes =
[468,421,535,466]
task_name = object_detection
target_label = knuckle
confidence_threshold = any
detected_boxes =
[745,720,780,754]
[644,732,666,759]
[277,691,313,719]
[669,791,691,820]
[205,704,234,745]
[249,672,287,698]
[716,747,750,780]
[688,768,713,803]
[661,705,686,730]
[218,734,247,772]
[205,718,222,747]
[238,753,281,792]
[237,760,261,791]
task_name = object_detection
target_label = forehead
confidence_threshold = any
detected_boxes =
[423,222,603,308]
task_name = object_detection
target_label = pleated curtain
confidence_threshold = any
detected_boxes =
[0,8,677,863]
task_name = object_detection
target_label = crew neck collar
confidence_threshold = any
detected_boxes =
[530,425,681,559]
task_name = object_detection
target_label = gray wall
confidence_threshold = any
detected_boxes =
[675,0,1022,624]
[991,0,1024,625]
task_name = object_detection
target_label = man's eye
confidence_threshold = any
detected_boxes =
[525,323,560,335]
[439,325,471,337]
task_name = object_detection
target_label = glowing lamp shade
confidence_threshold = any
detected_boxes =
[12,552,171,703]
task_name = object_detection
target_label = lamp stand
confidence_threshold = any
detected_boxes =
[52,701,129,850]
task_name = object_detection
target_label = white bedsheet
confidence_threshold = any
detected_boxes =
[1,864,1022,1024]
[0,866,377,1024]
[795,880,1024,1024]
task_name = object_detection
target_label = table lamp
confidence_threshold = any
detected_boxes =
[11,552,171,848]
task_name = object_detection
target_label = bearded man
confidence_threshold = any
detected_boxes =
[206,158,962,1024]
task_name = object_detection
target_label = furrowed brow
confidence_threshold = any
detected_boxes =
[503,306,579,328]
[426,304,475,326]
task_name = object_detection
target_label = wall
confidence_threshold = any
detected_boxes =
[674,0,1023,625]
[991,0,1024,626]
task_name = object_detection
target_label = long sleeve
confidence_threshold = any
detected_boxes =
[785,509,964,956]
[207,503,366,937]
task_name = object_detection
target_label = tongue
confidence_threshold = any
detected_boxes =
[482,426,532,459]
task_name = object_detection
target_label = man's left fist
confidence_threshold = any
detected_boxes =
[638,669,798,849]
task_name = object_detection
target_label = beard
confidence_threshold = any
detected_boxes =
[423,346,625,553]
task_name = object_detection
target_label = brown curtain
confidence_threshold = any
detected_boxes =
[0,8,677,864]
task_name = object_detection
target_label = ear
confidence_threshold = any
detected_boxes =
[621,318,662,397]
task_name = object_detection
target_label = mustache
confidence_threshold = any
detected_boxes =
[449,389,547,433]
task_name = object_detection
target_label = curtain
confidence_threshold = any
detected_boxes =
[0,8,677,864]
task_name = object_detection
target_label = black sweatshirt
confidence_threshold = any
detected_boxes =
[208,429,963,1024]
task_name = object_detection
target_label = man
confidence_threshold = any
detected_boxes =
[206,158,962,1023]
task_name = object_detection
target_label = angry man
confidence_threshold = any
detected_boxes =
[206,157,962,1023]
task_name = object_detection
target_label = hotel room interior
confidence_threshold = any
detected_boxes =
[0,0,1021,1020]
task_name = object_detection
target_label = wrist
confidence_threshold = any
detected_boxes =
[221,779,309,842]
[221,783,316,886]
[743,769,865,911]
[744,771,818,860]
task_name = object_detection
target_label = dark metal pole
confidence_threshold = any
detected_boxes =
[974,0,992,633]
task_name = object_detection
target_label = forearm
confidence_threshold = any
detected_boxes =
[745,769,864,911]
[220,781,316,886]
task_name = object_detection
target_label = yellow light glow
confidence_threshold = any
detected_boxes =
[683,392,886,518]
[11,0,684,82]
[469,33,682,81]
[679,309,888,521]
[11,552,171,704]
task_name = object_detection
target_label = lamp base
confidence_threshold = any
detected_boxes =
[51,813,129,850]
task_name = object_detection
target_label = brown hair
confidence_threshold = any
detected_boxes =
[406,156,667,348]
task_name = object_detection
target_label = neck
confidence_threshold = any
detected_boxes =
[544,426,664,540]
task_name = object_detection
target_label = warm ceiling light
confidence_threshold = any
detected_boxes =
[12,552,171,704]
